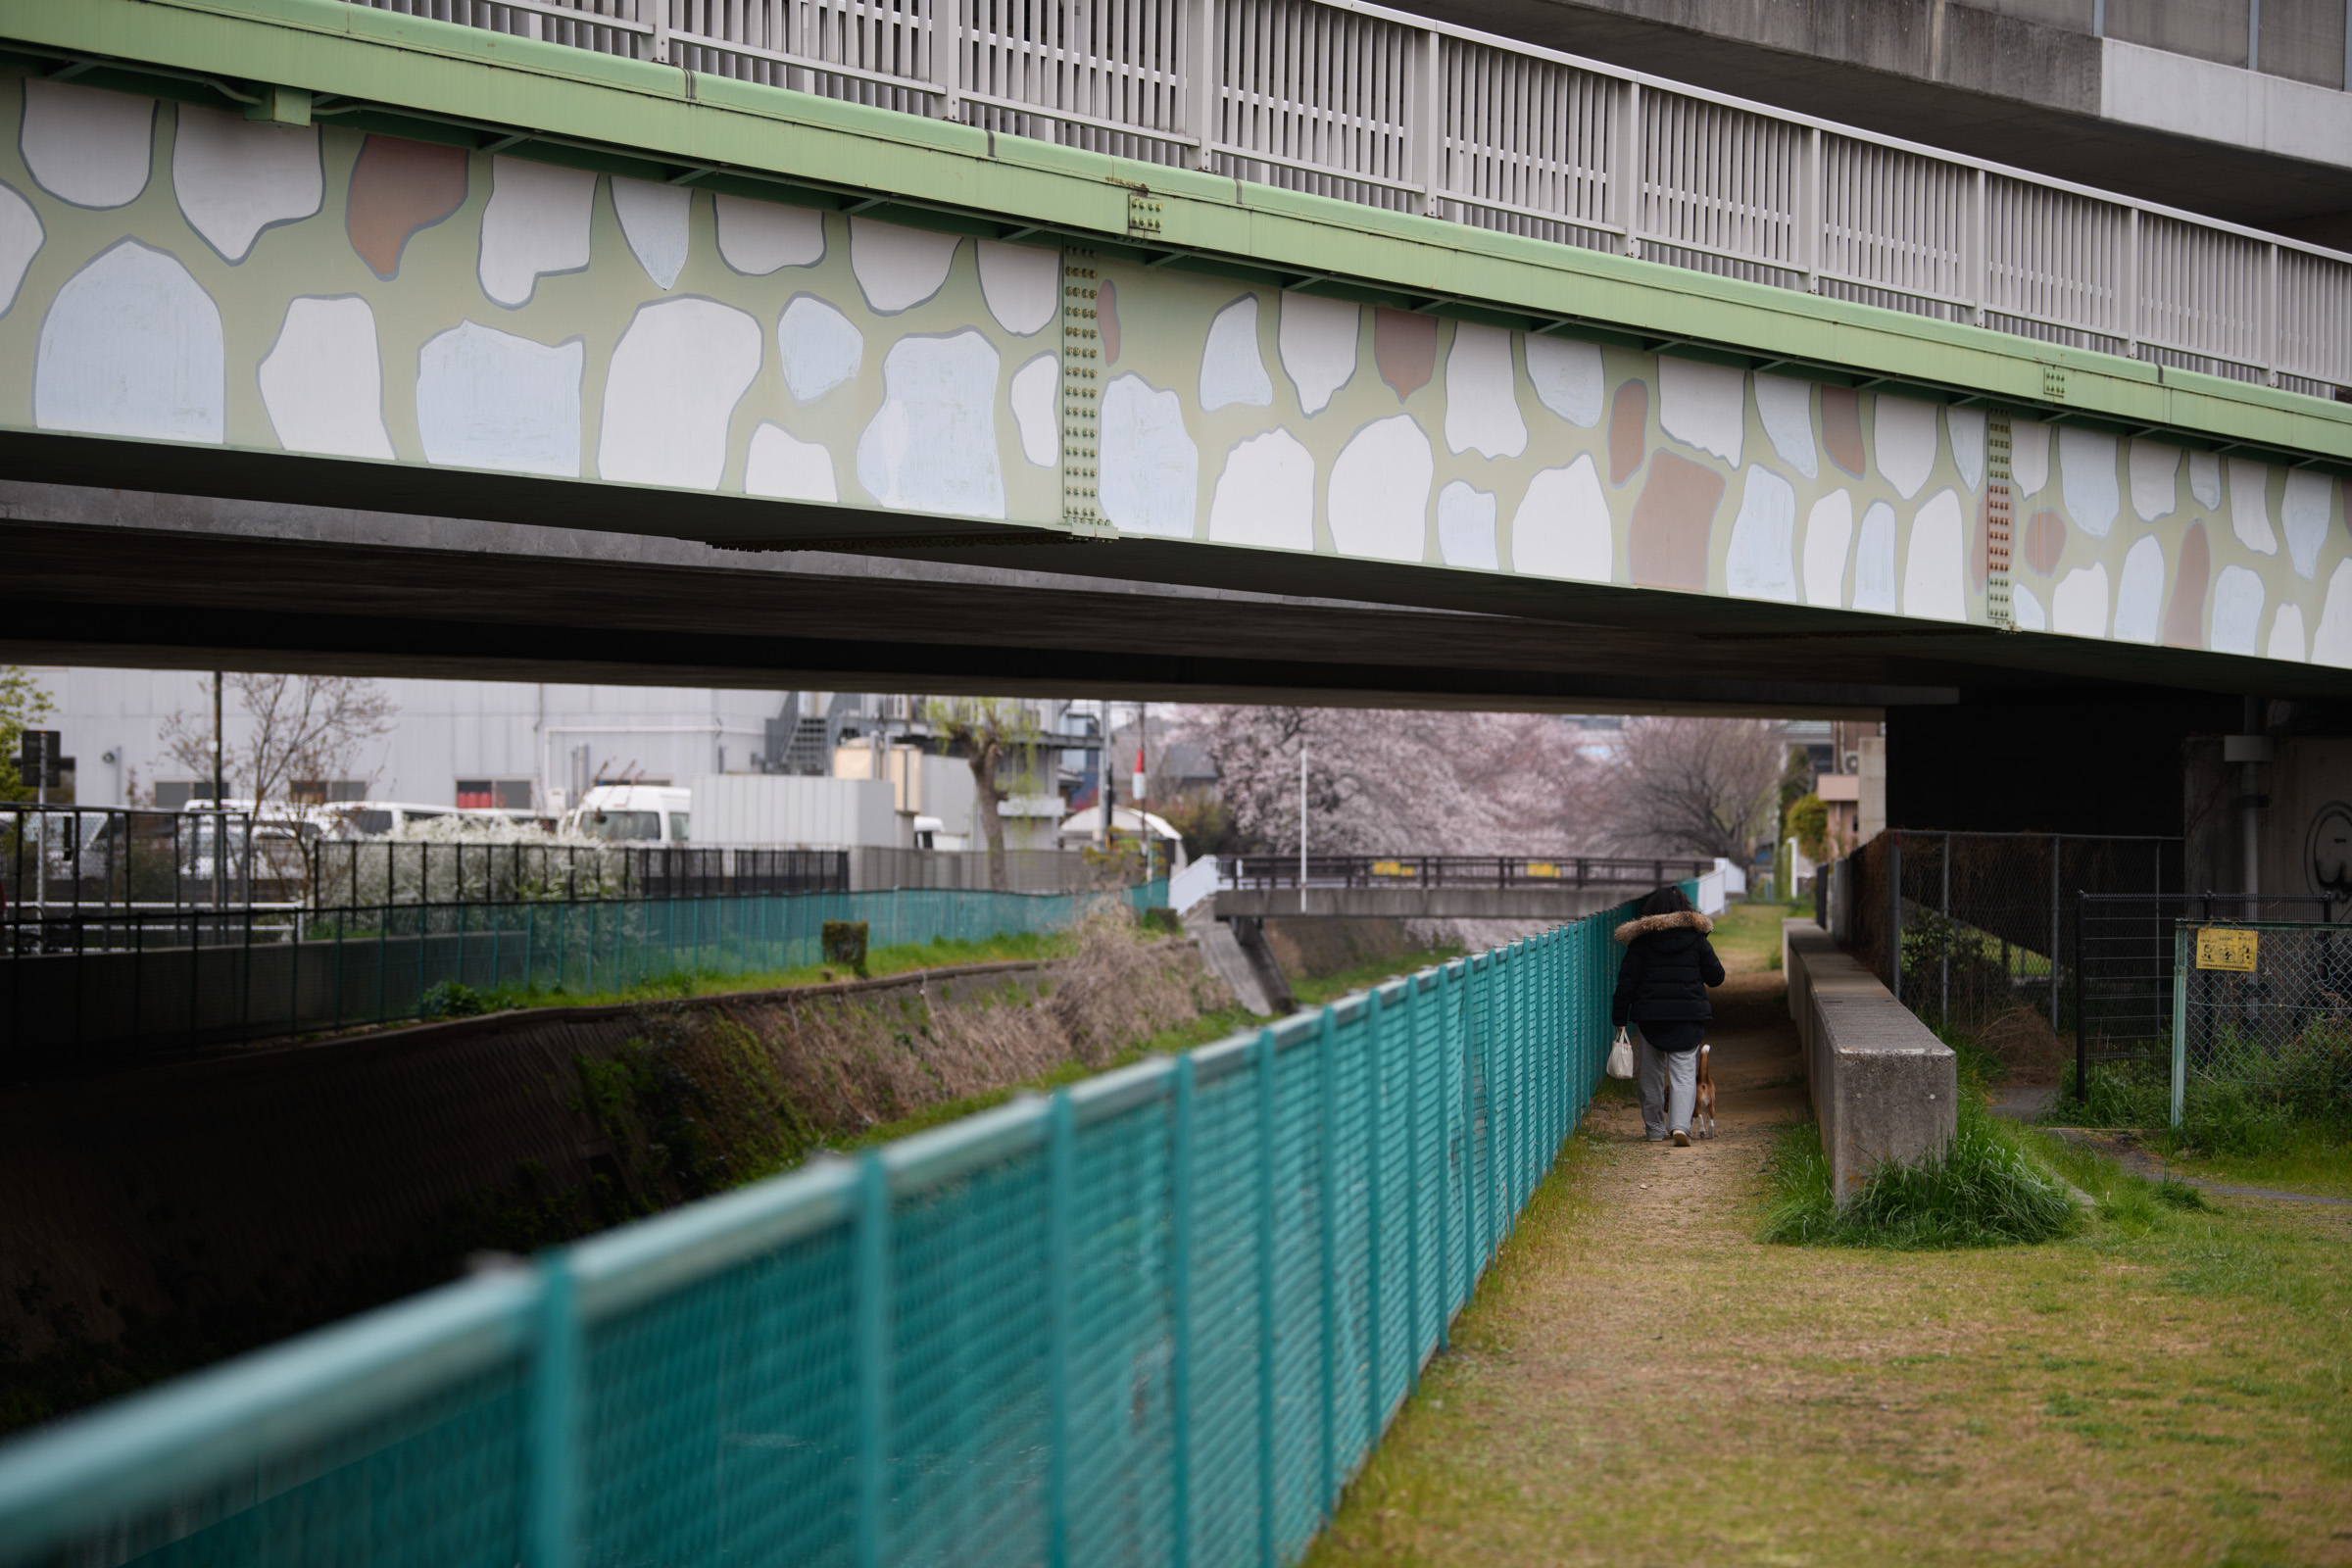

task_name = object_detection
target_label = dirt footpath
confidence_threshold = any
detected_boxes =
[1307,964,2352,1568]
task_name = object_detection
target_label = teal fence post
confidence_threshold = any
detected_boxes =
[1507,943,1522,1219]
[1547,928,1561,1149]
[1047,1090,1074,1568]
[1363,985,1383,1445]
[1170,1054,1194,1568]
[856,1152,890,1568]
[1315,1006,1337,1520]
[1404,973,1424,1390]
[1439,962,1455,1343]
[524,1253,580,1568]
[2171,924,2189,1127]
[1254,1026,1277,1568]
[1462,960,1479,1295]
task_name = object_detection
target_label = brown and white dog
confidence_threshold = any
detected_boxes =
[1692,1043,1717,1140]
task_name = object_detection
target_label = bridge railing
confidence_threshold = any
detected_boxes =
[1224,852,1710,889]
[346,0,2352,397]
[0,902,1635,1568]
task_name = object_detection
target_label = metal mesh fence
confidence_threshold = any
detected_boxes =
[2171,920,2352,1123]
[1832,830,2181,1035]
[1,883,1169,1069]
[0,902,1638,1568]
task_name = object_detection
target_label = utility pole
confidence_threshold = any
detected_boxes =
[1102,702,1116,861]
[213,670,225,911]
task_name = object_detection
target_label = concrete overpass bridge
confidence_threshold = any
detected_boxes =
[2,0,2352,729]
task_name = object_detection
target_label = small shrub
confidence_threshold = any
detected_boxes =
[2154,1179,2213,1211]
[1763,1099,2080,1249]
[421,979,490,1020]
[821,920,870,978]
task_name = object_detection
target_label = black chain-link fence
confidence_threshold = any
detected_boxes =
[1830,831,2182,1036]
[1825,830,2346,1099]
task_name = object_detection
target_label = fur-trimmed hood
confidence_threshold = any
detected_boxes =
[1613,909,1714,944]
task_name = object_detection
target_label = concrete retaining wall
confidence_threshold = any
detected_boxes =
[1782,918,1957,1203]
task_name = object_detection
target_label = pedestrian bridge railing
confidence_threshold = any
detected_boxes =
[0,900,1635,1568]
[349,0,2352,398]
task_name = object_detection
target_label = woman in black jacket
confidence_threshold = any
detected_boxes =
[1610,885,1726,1146]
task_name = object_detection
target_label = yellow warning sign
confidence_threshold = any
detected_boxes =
[2194,928,2259,972]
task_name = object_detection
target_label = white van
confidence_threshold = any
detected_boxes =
[565,784,691,845]
[319,802,456,838]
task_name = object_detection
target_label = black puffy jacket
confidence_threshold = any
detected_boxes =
[1609,909,1725,1054]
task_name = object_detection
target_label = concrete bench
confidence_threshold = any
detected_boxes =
[1782,918,1957,1203]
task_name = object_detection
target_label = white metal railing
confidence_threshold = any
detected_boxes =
[349,0,2352,398]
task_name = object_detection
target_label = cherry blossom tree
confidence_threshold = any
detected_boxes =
[1174,706,1599,857]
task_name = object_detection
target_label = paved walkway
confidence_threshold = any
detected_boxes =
[2044,1127,2352,1206]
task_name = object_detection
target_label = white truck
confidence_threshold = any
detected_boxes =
[564,784,692,845]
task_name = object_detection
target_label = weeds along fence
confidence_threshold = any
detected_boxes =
[2169,920,2352,1126]
[0,902,1636,1568]
[0,882,1168,1069]
[1828,830,2182,1035]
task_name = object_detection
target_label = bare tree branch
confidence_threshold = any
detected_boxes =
[160,674,397,805]
[1595,716,1782,862]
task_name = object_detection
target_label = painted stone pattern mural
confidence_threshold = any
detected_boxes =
[2,74,2348,670]
[0,74,1061,530]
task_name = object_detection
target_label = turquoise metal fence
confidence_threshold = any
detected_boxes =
[3,882,1169,1060]
[0,898,1632,1568]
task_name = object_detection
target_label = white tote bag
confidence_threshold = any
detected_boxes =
[1605,1026,1635,1079]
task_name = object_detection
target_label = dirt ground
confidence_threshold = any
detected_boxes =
[1306,953,2352,1568]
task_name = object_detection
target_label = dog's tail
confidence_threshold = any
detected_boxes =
[1698,1041,1712,1080]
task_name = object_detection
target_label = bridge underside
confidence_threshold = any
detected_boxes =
[13,475,2344,715]
[2,22,2350,713]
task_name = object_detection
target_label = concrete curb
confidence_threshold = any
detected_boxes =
[1783,918,1958,1205]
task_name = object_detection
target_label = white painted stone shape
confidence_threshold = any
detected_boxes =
[35,240,223,443]
[478,158,594,308]
[172,107,321,264]
[259,295,395,461]
[600,297,762,490]
[856,330,1004,516]
[416,319,582,476]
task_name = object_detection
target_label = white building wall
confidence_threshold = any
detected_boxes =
[17,666,784,809]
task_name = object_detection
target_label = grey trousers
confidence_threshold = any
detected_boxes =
[1635,1024,1697,1140]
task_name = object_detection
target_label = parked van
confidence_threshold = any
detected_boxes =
[564,784,691,845]
[318,802,456,838]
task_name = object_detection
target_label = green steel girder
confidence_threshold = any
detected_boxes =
[4,0,2350,471]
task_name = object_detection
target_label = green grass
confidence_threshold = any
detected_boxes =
[1309,1101,2352,1567]
[396,929,1080,1023]
[2046,1057,2352,1197]
[1761,1096,2082,1249]
[1709,900,1805,969]
[1289,943,1465,1006]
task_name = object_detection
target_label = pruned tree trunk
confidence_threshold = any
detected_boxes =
[965,735,1008,892]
